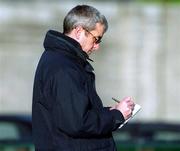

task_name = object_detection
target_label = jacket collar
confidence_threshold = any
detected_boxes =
[43,30,93,62]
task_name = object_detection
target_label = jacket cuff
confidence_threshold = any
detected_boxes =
[105,107,125,130]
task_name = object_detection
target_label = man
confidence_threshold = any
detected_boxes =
[32,5,135,151]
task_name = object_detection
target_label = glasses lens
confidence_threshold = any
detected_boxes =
[95,37,102,44]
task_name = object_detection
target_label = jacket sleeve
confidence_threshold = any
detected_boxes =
[51,68,125,138]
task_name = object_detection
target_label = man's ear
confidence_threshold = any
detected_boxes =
[74,26,83,40]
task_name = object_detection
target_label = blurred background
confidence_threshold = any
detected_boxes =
[1,0,180,122]
[0,0,180,150]
[0,0,180,125]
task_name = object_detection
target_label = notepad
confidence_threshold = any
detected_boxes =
[119,104,141,128]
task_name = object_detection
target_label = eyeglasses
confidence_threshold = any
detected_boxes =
[83,28,102,44]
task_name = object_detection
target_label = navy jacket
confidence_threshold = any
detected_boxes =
[32,30,125,151]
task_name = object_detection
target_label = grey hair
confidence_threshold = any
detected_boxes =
[63,5,108,34]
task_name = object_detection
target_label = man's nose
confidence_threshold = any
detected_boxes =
[93,43,100,50]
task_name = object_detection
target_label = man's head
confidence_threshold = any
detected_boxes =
[63,5,108,55]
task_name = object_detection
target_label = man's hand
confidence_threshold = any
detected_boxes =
[111,97,135,120]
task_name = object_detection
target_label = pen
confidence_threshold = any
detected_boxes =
[112,97,120,103]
